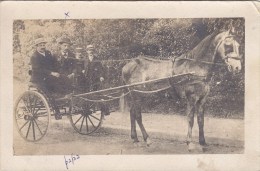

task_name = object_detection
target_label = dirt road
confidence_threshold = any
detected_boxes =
[13,78,243,155]
[13,119,243,155]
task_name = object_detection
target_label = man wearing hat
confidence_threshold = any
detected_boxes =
[73,46,86,92]
[83,44,105,91]
[83,44,110,115]
[75,47,84,60]
[30,37,66,119]
[30,37,59,88]
[54,37,75,91]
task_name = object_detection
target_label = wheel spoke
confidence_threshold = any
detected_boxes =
[19,120,29,131]
[27,94,33,114]
[69,102,103,135]
[26,121,32,138]
[86,116,89,132]
[34,119,43,135]
[32,96,39,115]
[34,106,45,115]
[36,111,47,115]
[87,115,96,128]
[32,119,36,140]
[89,103,94,108]
[21,99,31,113]
[35,118,47,127]
[89,114,101,121]
[74,115,83,125]
[37,114,48,117]
[15,91,50,142]
[34,107,41,115]
[79,116,85,132]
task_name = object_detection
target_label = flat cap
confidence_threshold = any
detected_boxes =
[57,37,72,45]
[34,38,47,46]
[86,45,94,50]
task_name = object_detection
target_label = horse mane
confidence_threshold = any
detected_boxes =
[134,31,221,65]
[134,56,171,65]
[183,31,220,61]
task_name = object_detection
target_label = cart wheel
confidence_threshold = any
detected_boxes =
[14,91,50,142]
[69,101,104,135]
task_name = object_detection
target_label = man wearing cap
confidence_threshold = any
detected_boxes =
[53,37,76,81]
[30,37,65,119]
[73,47,86,92]
[54,37,75,92]
[30,38,59,90]
[75,47,84,60]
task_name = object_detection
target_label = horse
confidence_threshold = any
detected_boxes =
[122,29,242,150]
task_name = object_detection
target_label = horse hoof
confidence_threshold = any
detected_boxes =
[146,138,152,147]
[188,142,196,152]
[133,142,140,147]
[200,144,208,152]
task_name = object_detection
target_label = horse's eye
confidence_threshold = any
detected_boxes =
[224,44,233,55]
[224,40,232,46]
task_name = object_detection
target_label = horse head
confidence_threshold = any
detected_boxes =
[215,29,242,73]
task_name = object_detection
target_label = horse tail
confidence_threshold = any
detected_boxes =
[120,67,130,113]
[134,58,141,65]
[120,59,140,112]
[121,59,139,83]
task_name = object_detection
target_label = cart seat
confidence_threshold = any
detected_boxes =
[28,82,72,101]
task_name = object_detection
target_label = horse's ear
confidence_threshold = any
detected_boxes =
[230,26,235,34]
[226,28,231,35]
[227,26,235,35]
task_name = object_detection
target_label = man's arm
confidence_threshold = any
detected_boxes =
[31,55,52,76]
[31,52,60,77]
[97,61,105,81]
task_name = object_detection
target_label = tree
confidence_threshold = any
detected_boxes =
[13,18,245,118]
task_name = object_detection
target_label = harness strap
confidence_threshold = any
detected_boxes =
[132,86,171,94]
[223,56,242,61]
[177,58,226,66]
[76,91,131,103]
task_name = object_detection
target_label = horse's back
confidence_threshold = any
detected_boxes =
[122,56,173,84]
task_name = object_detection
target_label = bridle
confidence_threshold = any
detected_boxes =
[217,35,242,63]
[170,33,242,82]
[223,55,242,61]
[174,34,242,66]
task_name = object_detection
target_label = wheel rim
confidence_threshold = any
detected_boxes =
[69,100,103,135]
[14,91,50,142]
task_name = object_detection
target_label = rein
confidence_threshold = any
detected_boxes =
[223,56,242,61]
[176,57,226,66]
[174,34,241,67]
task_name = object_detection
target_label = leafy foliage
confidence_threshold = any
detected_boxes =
[13,18,244,118]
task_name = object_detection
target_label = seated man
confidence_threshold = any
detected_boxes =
[53,37,76,90]
[30,37,72,119]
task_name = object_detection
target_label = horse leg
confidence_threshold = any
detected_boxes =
[130,105,139,144]
[186,98,196,151]
[197,85,209,148]
[197,104,206,146]
[135,104,151,146]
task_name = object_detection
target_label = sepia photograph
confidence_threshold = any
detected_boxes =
[13,18,245,155]
[1,1,260,171]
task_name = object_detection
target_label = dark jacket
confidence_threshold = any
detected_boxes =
[84,57,104,84]
[30,50,58,83]
[53,50,76,76]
